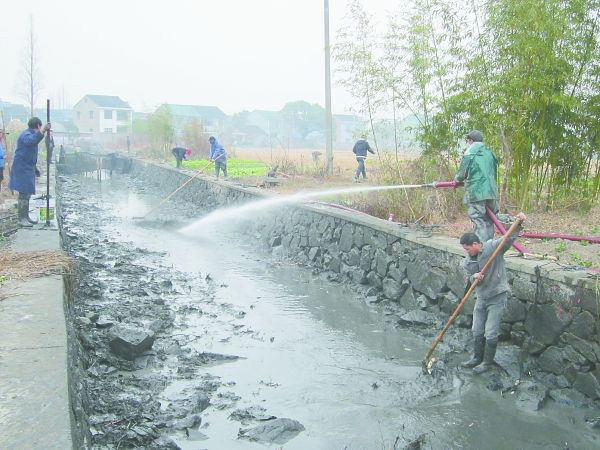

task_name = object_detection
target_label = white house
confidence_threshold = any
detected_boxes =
[73,95,133,134]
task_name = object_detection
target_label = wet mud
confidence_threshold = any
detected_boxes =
[58,174,600,449]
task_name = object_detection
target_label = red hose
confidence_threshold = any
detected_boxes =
[486,207,528,253]
[434,180,463,189]
[521,232,600,244]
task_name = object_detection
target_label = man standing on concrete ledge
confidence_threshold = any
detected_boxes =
[209,136,227,179]
[352,138,375,182]
[9,117,51,227]
[460,212,526,374]
[455,130,499,242]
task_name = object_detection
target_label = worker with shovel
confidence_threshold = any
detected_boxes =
[171,146,187,169]
[209,136,227,179]
[455,130,498,242]
[460,212,526,374]
[9,117,50,227]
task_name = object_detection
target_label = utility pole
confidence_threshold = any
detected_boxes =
[324,0,333,176]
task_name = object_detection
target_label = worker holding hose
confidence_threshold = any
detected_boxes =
[455,131,499,242]
[460,212,526,373]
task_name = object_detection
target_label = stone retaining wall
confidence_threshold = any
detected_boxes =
[66,156,600,401]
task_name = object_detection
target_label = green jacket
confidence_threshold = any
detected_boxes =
[455,142,498,204]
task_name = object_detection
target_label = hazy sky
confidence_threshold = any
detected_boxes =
[1,0,396,115]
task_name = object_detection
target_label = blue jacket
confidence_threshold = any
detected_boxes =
[353,139,375,158]
[0,142,4,169]
[9,128,44,194]
[209,139,227,163]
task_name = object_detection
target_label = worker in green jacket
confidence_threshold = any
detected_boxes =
[455,130,499,242]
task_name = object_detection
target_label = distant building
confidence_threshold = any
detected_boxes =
[333,114,364,147]
[161,104,227,133]
[73,95,133,134]
[0,101,29,125]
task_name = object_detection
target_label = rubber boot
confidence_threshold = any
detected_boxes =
[461,336,485,368]
[473,338,498,374]
[18,199,33,228]
[24,198,38,224]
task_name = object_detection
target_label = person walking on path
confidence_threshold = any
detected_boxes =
[171,146,187,169]
[455,130,499,242]
[209,136,227,179]
[460,212,526,374]
[352,138,375,182]
[9,117,50,227]
[0,131,5,192]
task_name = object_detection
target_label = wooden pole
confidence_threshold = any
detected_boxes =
[423,217,523,372]
[45,99,51,226]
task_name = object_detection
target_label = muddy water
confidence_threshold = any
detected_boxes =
[68,174,599,449]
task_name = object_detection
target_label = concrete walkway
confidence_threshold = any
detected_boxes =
[0,165,72,449]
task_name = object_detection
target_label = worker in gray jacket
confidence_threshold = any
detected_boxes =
[460,212,526,374]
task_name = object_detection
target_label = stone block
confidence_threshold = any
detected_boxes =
[567,310,597,341]
[108,326,155,361]
[537,345,585,375]
[359,245,373,271]
[503,296,527,323]
[398,310,440,327]
[446,263,469,298]
[525,303,572,345]
[388,265,405,283]
[366,271,382,288]
[382,278,402,301]
[407,262,447,299]
[308,247,320,262]
[339,223,354,252]
[375,249,392,277]
[347,247,361,266]
[353,226,365,248]
[308,226,321,247]
[573,370,600,399]
[561,332,600,363]
[511,275,538,303]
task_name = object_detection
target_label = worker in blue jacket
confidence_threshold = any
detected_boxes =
[209,136,227,179]
[9,117,50,227]
[352,138,375,182]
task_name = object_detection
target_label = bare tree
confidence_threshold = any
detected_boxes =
[17,15,42,116]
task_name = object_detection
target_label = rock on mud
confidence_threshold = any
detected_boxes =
[229,406,276,424]
[238,418,305,444]
[108,325,155,360]
[398,310,439,327]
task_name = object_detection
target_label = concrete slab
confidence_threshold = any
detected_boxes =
[0,274,72,449]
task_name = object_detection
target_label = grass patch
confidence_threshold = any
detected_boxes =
[182,159,269,177]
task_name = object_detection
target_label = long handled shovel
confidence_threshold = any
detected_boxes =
[134,160,214,220]
[422,217,524,374]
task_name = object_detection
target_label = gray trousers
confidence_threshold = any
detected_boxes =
[215,161,227,178]
[472,291,506,340]
[468,200,498,242]
[355,157,366,179]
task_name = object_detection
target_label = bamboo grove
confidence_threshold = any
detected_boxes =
[334,0,600,210]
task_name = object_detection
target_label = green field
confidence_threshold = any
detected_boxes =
[181,159,269,177]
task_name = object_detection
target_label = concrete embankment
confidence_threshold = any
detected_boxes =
[0,167,73,449]
[124,157,600,404]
